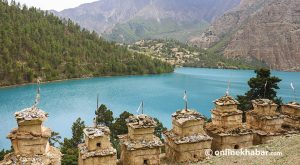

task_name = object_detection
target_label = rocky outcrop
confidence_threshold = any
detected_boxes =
[190,0,300,71]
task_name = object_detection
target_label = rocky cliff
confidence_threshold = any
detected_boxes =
[190,0,300,71]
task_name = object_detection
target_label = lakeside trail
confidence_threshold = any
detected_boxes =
[161,134,300,165]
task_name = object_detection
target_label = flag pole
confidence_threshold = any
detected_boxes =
[226,80,231,96]
[184,90,188,110]
[291,82,296,102]
[97,94,99,110]
[34,78,41,107]
[142,101,144,114]
[264,80,268,98]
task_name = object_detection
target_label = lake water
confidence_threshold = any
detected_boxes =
[0,67,299,149]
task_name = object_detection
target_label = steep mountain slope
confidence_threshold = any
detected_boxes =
[0,1,173,86]
[54,0,240,43]
[190,0,300,71]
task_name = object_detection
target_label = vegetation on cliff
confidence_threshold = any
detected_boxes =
[0,0,174,87]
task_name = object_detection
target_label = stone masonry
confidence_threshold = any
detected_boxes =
[164,109,212,163]
[0,106,62,165]
[206,95,253,151]
[281,102,300,131]
[78,126,117,165]
[246,99,284,145]
[119,114,163,165]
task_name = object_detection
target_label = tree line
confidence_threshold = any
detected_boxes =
[0,0,174,86]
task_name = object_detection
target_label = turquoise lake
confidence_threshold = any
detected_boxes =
[0,67,299,149]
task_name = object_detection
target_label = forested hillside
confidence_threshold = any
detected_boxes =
[0,0,173,86]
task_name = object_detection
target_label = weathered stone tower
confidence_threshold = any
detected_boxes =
[1,106,62,164]
[282,102,300,130]
[119,114,163,165]
[246,99,284,144]
[78,126,117,165]
[163,109,212,163]
[206,95,253,151]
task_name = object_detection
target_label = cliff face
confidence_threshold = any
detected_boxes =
[190,0,300,71]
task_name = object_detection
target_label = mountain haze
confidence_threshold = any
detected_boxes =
[54,0,240,43]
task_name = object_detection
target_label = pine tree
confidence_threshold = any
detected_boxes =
[237,68,282,121]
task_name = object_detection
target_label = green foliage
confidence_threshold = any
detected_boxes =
[110,111,133,138]
[237,68,282,121]
[110,111,133,158]
[61,118,86,165]
[49,131,62,146]
[0,1,174,86]
[95,104,114,127]
[71,118,86,146]
[153,118,167,142]
[61,154,78,165]
[0,149,10,161]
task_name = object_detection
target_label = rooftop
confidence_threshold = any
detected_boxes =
[285,102,300,109]
[164,131,212,144]
[78,144,116,159]
[252,99,278,106]
[172,109,205,124]
[205,123,252,136]
[118,134,163,151]
[214,95,239,106]
[83,126,110,139]
[15,106,48,121]
[126,114,157,129]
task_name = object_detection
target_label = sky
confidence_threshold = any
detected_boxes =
[13,0,98,11]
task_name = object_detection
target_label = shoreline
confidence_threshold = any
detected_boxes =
[1,67,299,89]
[0,72,174,89]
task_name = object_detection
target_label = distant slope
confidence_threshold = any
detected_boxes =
[129,39,267,69]
[54,0,240,43]
[190,0,300,71]
[0,1,173,86]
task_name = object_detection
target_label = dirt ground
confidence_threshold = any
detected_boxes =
[161,134,300,165]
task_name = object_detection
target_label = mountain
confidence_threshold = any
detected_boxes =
[53,0,241,43]
[0,1,173,86]
[189,0,300,71]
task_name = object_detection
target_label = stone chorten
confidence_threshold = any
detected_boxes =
[1,106,62,165]
[163,109,212,163]
[206,95,253,151]
[246,99,284,144]
[282,102,300,130]
[78,126,117,165]
[118,114,163,165]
